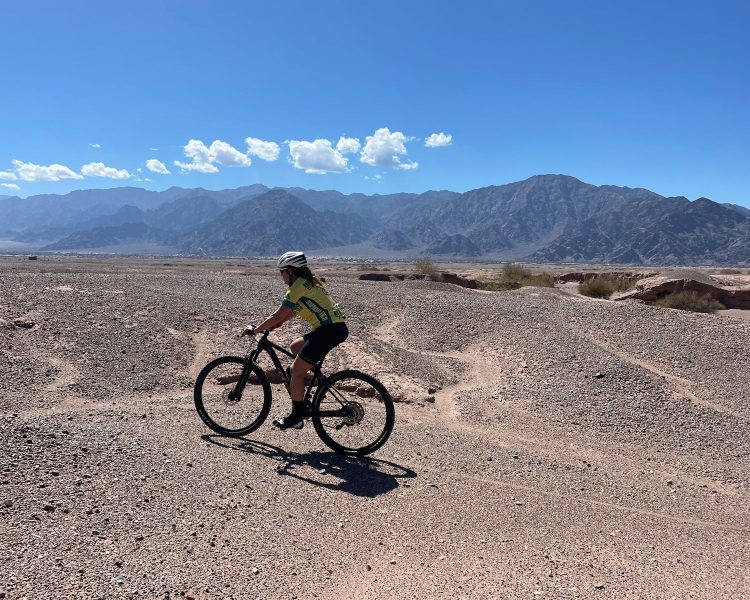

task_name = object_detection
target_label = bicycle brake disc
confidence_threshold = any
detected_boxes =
[341,401,365,426]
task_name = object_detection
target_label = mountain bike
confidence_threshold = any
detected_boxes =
[193,327,395,456]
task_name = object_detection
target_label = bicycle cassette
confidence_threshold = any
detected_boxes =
[341,401,365,425]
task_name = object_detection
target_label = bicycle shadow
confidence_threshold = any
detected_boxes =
[201,435,417,498]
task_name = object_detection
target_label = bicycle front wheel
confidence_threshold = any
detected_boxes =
[312,369,395,456]
[194,356,272,437]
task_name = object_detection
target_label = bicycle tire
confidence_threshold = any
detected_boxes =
[194,356,272,437]
[311,369,395,456]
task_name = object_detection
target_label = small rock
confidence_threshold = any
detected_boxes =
[252,567,259,575]
[594,582,605,589]
[594,372,604,379]
[13,319,35,329]
[3,499,12,508]
[389,559,397,565]
[42,504,55,512]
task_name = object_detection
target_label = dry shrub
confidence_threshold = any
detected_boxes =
[578,274,639,298]
[654,291,725,313]
[610,275,641,292]
[502,263,530,281]
[479,279,522,291]
[520,273,555,287]
[414,257,443,282]
[578,277,617,298]
[479,263,554,291]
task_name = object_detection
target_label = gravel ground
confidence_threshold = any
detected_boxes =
[1,257,748,599]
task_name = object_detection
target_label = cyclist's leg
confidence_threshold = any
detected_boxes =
[290,354,314,404]
[290,336,305,356]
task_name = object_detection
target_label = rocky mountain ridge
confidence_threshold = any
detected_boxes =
[3,175,749,265]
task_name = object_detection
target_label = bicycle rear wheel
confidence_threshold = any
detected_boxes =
[312,369,395,456]
[194,356,272,437]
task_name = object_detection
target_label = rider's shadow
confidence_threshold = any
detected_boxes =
[201,435,416,498]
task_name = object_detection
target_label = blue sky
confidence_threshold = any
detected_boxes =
[1,1,748,205]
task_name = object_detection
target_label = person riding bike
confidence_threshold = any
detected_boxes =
[243,251,348,430]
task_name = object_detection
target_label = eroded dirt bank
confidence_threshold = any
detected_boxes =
[1,257,748,599]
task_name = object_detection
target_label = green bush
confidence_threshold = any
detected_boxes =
[654,291,725,313]
[578,277,617,298]
[414,257,443,282]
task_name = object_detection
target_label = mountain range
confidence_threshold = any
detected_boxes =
[1,175,748,265]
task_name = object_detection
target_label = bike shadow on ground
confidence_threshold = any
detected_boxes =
[201,434,417,498]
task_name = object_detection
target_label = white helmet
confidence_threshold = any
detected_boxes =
[277,251,307,269]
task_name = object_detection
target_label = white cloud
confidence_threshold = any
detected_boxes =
[360,127,418,170]
[89,143,101,149]
[174,159,219,174]
[287,139,348,174]
[150,147,159,151]
[245,137,280,161]
[136,167,143,173]
[209,140,252,167]
[336,136,361,155]
[146,159,170,175]
[425,132,453,147]
[81,162,131,179]
[144,178,152,182]
[12,160,84,181]
[0,171,18,181]
[174,139,250,173]
[1,183,20,190]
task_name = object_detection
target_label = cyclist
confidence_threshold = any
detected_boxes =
[243,251,348,430]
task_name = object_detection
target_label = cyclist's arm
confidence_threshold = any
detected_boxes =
[252,306,295,333]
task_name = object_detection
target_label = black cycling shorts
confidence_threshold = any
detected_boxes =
[298,322,349,365]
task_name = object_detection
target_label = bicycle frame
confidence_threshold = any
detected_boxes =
[240,330,349,418]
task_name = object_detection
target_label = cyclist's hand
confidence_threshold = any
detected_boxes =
[241,325,256,337]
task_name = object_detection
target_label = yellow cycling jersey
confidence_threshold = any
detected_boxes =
[282,277,346,330]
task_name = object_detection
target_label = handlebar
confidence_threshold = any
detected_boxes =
[242,324,272,338]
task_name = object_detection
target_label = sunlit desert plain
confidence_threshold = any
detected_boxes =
[1,256,748,599]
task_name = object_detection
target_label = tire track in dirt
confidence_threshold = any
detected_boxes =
[581,333,746,420]
[458,471,749,532]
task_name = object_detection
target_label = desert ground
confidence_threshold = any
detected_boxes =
[1,256,748,599]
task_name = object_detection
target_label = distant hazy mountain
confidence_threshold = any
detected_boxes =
[425,234,481,256]
[722,202,750,217]
[42,222,177,251]
[4,175,749,265]
[180,189,374,255]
